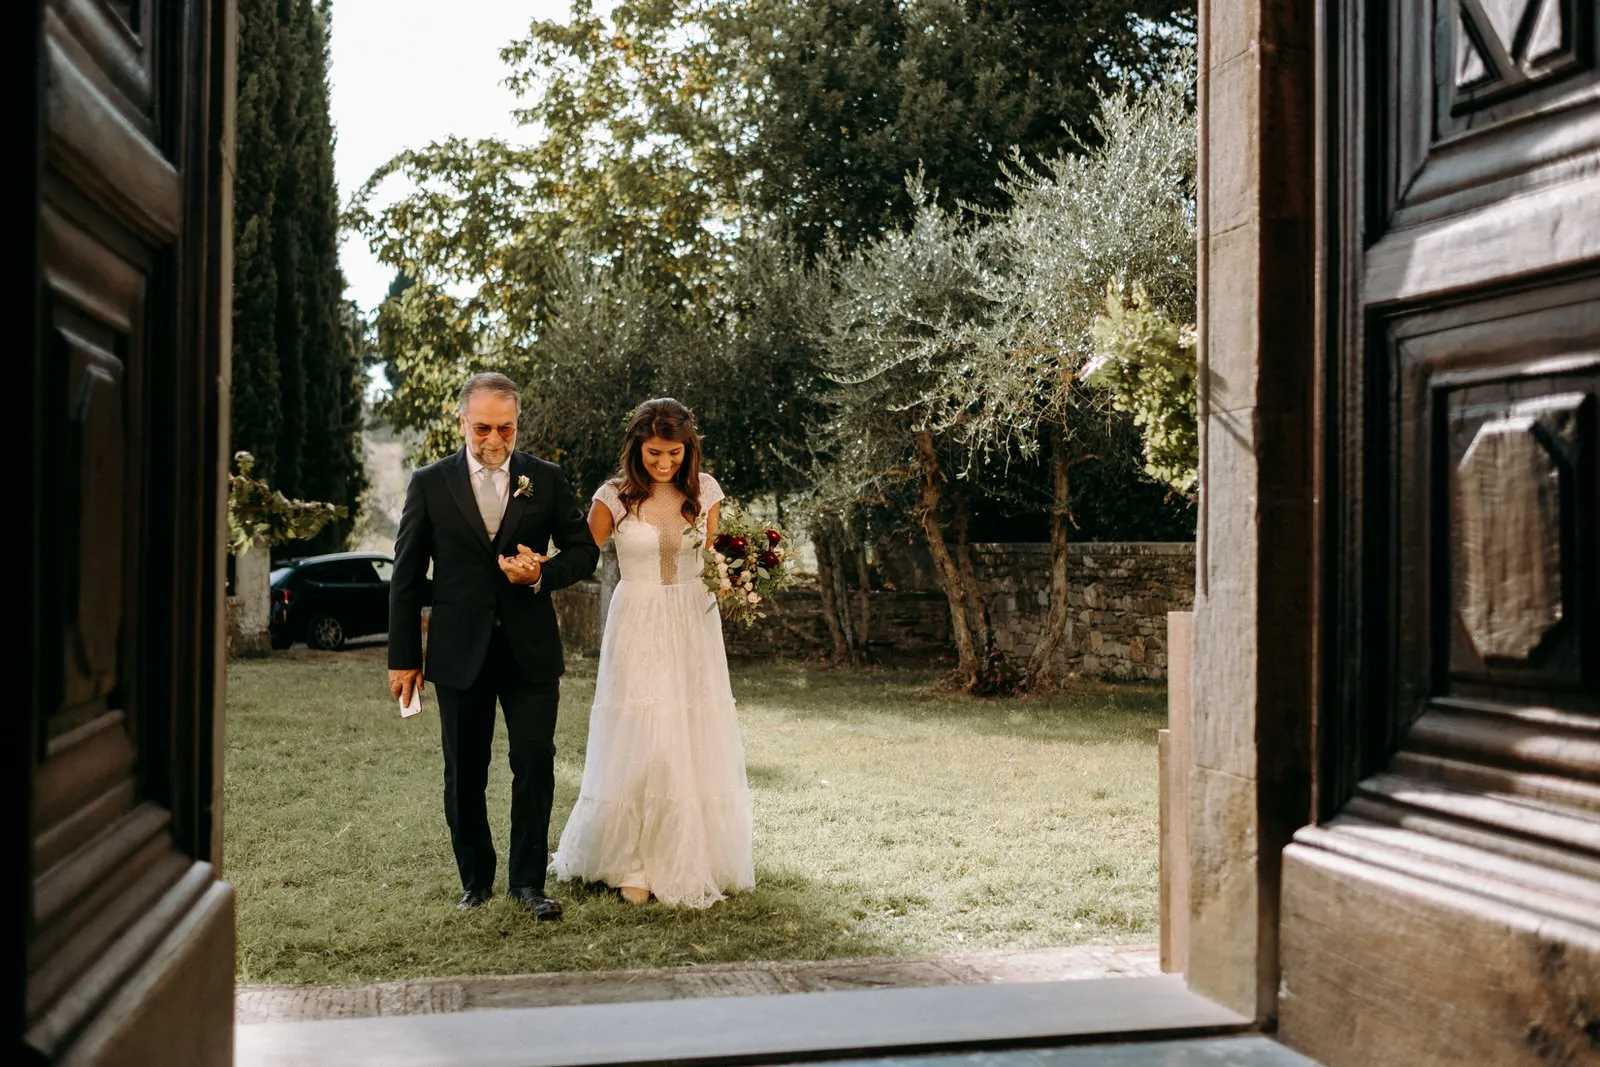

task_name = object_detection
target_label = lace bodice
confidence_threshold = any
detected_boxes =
[595,473,723,585]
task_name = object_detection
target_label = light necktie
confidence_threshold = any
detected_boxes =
[475,467,504,538]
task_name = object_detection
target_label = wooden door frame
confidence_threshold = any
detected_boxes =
[31,2,1587,1064]
[16,0,45,1057]
[19,0,237,1063]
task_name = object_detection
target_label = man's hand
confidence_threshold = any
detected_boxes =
[389,669,424,704]
[498,544,545,586]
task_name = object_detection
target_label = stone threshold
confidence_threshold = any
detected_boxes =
[238,943,1160,1024]
[237,975,1254,1067]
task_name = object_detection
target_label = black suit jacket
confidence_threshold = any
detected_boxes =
[388,448,600,689]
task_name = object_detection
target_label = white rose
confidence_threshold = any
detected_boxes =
[719,578,732,591]
[716,562,728,575]
[747,592,760,604]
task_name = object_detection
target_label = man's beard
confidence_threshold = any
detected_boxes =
[475,442,509,468]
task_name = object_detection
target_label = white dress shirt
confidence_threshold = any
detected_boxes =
[465,449,509,513]
[466,449,540,592]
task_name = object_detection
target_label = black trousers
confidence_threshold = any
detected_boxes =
[434,626,560,895]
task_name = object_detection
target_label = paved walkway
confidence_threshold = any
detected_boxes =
[237,944,1160,1024]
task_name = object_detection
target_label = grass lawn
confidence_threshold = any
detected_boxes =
[226,645,1165,985]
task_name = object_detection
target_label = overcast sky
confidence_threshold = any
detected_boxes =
[328,0,571,312]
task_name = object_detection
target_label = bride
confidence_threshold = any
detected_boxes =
[550,398,755,906]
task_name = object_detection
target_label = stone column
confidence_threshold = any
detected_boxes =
[232,537,272,654]
[1187,0,1316,1023]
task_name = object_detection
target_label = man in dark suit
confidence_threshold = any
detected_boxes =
[388,372,600,919]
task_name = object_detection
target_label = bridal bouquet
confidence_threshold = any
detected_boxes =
[701,508,795,626]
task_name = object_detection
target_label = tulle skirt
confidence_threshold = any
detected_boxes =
[550,580,754,907]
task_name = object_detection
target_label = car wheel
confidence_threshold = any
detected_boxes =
[270,631,293,651]
[308,614,345,651]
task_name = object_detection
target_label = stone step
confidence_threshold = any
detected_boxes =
[237,943,1160,1024]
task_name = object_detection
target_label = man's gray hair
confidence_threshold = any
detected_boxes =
[459,372,521,415]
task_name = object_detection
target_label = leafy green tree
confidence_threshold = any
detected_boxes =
[346,1,1199,677]
[737,0,1194,256]
[1086,280,1198,497]
[517,252,684,493]
[816,180,1015,691]
[668,228,836,505]
[960,63,1197,688]
[369,269,415,393]
[347,0,1197,461]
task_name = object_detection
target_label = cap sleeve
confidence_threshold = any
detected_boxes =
[593,479,626,522]
[699,472,725,511]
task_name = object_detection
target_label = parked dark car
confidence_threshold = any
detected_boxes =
[269,552,417,651]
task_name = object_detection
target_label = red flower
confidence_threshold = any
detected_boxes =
[758,550,780,570]
[729,535,749,553]
[766,529,783,547]
[713,534,734,555]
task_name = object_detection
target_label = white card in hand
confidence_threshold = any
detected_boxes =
[400,687,423,718]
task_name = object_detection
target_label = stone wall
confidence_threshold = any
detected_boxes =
[974,542,1195,681]
[565,542,1194,681]
[722,588,951,661]
[552,581,603,656]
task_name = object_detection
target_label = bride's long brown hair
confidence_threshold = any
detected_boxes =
[615,398,704,524]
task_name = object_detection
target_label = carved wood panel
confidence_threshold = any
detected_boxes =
[1367,0,1599,299]
[1391,283,1598,731]
[1449,0,1591,115]
[1448,386,1589,687]
[1280,3,1600,1061]
[27,0,234,1061]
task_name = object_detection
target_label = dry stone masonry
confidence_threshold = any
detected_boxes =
[975,542,1195,681]
[556,541,1194,682]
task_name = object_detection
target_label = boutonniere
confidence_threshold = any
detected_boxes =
[514,474,533,498]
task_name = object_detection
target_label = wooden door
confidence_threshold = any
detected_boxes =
[1279,2,1599,1065]
[20,1,236,1064]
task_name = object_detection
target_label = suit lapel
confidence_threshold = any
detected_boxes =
[445,449,495,554]
[492,452,534,556]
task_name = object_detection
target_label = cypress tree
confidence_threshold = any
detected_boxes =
[231,0,284,480]
[233,0,366,552]
[269,0,310,499]
[294,0,367,551]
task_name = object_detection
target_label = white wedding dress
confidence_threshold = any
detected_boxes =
[550,473,755,907]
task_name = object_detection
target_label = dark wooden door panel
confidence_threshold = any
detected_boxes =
[1280,1,1600,1064]
[26,0,235,1062]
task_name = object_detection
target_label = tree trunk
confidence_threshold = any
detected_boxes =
[1026,430,1074,692]
[951,489,992,657]
[913,429,981,688]
[814,521,852,664]
[852,540,872,657]
[812,547,851,662]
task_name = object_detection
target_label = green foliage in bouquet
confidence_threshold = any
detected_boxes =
[1084,280,1199,500]
[227,451,348,556]
[701,506,796,627]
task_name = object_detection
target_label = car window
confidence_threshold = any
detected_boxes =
[297,563,335,583]
[269,567,293,585]
[333,560,378,583]
[372,559,394,583]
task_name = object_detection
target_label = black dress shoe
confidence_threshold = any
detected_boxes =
[510,886,563,921]
[456,888,492,911]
